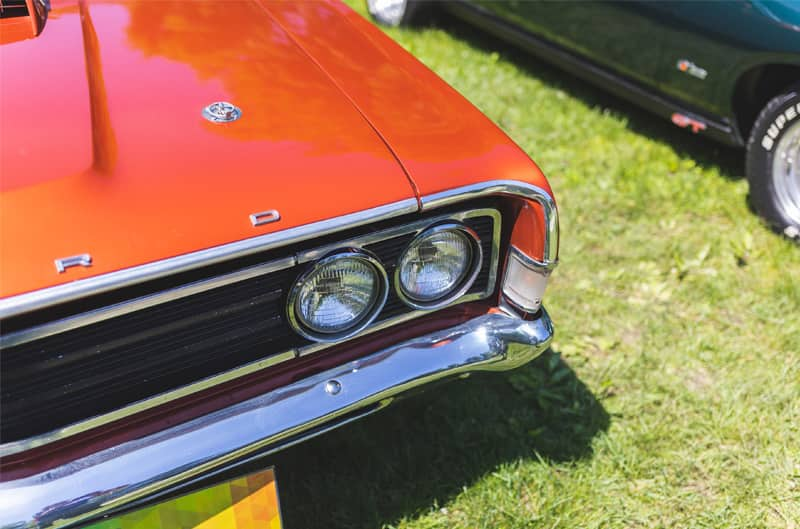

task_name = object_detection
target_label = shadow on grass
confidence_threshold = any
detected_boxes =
[260,349,608,528]
[429,15,745,181]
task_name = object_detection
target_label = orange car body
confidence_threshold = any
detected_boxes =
[0,2,557,527]
[1,0,551,298]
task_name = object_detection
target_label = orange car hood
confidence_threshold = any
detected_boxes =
[266,2,552,198]
[0,0,417,297]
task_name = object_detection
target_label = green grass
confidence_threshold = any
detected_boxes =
[268,5,800,528]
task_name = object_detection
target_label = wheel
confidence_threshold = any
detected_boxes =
[746,85,800,240]
[366,0,422,27]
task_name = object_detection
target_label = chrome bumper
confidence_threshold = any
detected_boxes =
[1,308,553,529]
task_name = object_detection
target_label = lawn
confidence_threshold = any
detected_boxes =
[269,4,800,528]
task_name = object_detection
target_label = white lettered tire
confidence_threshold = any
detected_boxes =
[366,0,421,27]
[746,85,800,240]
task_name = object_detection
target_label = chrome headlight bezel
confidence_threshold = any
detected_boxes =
[394,222,483,310]
[287,249,389,343]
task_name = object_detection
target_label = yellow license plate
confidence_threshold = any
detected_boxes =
[85,468,282,529]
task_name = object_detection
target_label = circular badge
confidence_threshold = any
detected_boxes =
[202,101,242,123]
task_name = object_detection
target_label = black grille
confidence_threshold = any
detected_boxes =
[0,214,496,443]
[0,0,28,19]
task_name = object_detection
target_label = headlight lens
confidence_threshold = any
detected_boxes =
[397,224,482,308]
[290,251,388,341]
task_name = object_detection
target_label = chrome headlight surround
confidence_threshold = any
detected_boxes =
[287,249,389,343]
[394,223,483,310]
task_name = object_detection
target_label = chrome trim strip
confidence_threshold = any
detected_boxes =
[508,244,557,272]
[2,209,499,349]
[296,290,489,358]
[0,180,549,455]
[0,198,420,320]
[420,180,559,266]
[0,209,500,457]
[0,180,552,319]
[0,257,298,349]
[0,309,553,529]
[295,208,499,266]
[0,350,297,458]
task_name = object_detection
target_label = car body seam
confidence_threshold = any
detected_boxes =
[254,0,423,207]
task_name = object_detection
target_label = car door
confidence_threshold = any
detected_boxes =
[649,0,793,118]
[473,0,666,90]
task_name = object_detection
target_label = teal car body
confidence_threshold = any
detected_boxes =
[445,0,800,147]
[368,0,800,233]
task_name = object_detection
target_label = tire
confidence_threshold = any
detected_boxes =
[366,0,422,27]
[746,84,800,240]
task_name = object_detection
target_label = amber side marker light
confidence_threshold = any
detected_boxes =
[502,203,553,312]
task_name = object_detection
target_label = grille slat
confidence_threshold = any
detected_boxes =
[5,290,285,382]
[0,213,497,443]
[5,309,285,391]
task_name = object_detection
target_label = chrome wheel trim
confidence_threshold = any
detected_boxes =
[367,0,407,26]
[772,120,800,227]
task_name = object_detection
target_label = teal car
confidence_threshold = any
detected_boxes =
[369,0,800,239]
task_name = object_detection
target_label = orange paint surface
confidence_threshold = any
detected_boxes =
[0,0,555,298]
[266,1,554,198]
[510,202,547,261]
[0,0,414,297]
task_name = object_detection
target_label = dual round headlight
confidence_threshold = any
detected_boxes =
[288,251,388,342]
[395,224,482,309]
[288,223,482,342]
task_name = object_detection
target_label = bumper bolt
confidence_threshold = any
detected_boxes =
[324,380,342,395]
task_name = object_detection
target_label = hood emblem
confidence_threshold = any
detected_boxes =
[250,210,281,227]
[55,254,92,273]
[202,101,242,123]
[676,59,708,80]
